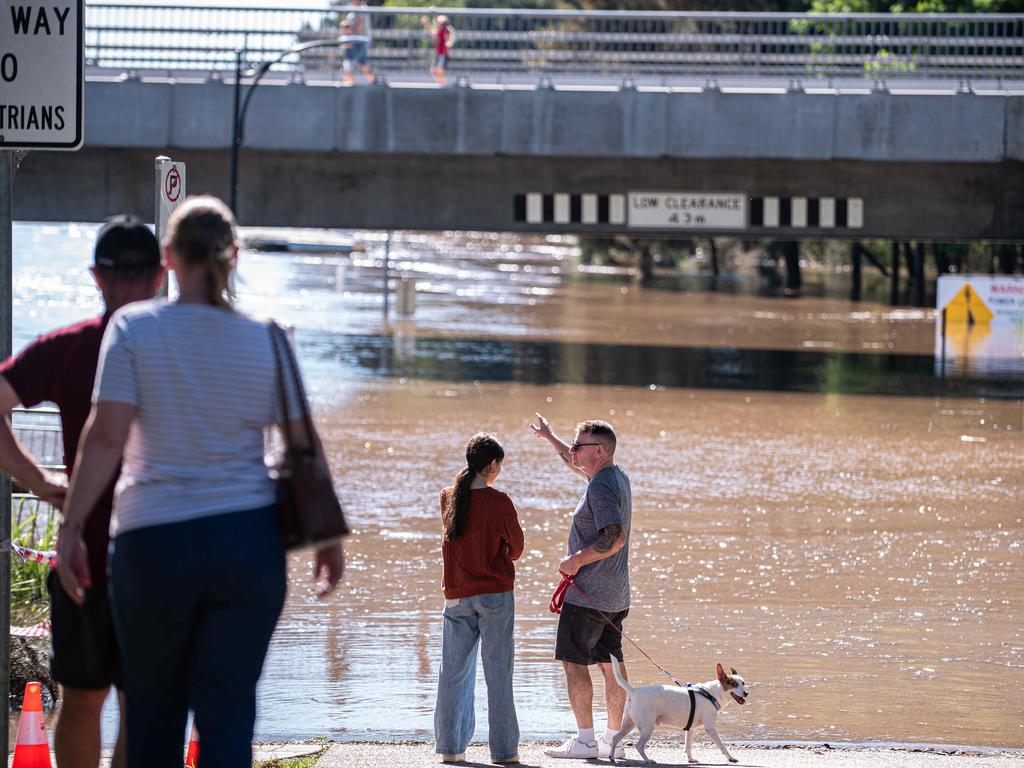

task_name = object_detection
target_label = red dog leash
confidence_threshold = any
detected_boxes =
[550,572,683,687]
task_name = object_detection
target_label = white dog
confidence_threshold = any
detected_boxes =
[608,657,748,764]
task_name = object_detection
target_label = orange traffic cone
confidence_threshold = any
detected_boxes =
[184,721,199,767]
[12,682,52,768]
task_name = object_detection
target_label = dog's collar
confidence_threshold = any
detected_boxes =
[684,683,721,712]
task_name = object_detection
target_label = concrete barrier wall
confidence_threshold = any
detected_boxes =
[81,79,1021,163]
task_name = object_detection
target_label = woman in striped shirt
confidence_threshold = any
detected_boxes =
[57,196,345,768]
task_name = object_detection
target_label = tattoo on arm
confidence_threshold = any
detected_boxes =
[594,523,622,553]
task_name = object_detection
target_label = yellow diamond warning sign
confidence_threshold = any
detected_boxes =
[943,282,993,325]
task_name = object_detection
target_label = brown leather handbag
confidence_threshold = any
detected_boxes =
[268,322,350,549]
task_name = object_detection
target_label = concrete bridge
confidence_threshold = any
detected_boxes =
[10,7,1024,239]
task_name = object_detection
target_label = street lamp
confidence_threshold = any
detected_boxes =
[228,36,369,218]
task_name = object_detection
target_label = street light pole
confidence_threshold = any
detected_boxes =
[228,36,366,222]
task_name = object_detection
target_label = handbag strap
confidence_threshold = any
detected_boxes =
[269,322,315,456]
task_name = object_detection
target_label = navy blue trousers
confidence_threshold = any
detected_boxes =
[109,505,286,768]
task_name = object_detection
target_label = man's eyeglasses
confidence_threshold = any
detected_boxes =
[569,441,601,452]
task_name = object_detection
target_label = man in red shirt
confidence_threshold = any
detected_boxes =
[0,215,163,768]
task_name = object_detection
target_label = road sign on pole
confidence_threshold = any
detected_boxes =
[155,156,186,298]
[0,0,85,150]
[156,156,186,241]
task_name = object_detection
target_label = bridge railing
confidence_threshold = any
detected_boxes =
[84,5,1024,83]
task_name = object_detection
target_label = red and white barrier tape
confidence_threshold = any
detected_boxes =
[12,542,57,565]
[11,621,51,638]
[2,539,57,566]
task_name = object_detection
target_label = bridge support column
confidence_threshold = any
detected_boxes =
[890,242,900,306]
[850,242,862,302]
[782,241,801,297]
[909,242,925,307]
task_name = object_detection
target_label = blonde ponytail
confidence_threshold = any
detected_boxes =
[165,195,237,309]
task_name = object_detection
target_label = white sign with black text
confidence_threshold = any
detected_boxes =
[0,0,84,149]
[628,191,747,230]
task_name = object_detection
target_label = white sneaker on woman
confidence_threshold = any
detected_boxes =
[544,737,598,759]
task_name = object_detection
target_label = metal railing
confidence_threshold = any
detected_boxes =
[84,5,1024,83]
[8,408,62,548]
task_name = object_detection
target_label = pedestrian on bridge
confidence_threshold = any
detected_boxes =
[340,0,375,86]
[423,13,456,85]
[0,214,164,768]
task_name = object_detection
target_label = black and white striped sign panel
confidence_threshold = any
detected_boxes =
[514,193,627,226]
[749,196,863,229]
[514,193,863,230]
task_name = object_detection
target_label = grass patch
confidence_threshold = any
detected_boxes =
[9,495,59,625]
[255,745,329,768]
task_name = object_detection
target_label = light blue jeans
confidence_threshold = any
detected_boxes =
[434,590,520,761]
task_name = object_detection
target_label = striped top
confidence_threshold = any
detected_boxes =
[94,300,301,536]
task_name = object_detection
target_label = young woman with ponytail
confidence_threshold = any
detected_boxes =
[434,433,524,765]
[57,196,344,768]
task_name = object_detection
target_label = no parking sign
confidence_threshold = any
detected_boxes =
[156,156,186,239]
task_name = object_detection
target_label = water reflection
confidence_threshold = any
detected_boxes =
[306,333,1023,400]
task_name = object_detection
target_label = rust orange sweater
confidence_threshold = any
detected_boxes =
[440,487,525,599]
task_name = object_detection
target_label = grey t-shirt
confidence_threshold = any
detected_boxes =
[565,464,632,612]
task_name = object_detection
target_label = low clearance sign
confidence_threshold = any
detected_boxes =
[0,1,84,149]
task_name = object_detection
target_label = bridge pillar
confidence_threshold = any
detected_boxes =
[782,241,801,298]
[850,243,862,302]
[889,243,901,306]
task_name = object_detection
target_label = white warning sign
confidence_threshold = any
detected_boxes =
[158,161,186,236]
[628,192,747,230]
[0,1,84,150]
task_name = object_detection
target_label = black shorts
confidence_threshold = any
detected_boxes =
[554,601,628,666]
[47,570,121,690]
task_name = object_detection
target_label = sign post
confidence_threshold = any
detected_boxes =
[0,150,12,759]
[155,156,186,296]
[2,1,85,748]
[155,156,186,241]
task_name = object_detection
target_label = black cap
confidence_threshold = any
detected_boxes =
[94,215,160,271]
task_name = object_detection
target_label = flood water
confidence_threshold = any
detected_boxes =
[7,223,1024,750]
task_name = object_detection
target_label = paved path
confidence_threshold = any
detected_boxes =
[313,742,1024,768]
[8,743,324,766]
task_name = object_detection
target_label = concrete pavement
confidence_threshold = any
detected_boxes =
[312,741,1024,768]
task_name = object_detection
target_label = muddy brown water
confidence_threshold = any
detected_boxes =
[259,381,1022,748]
[7,224,1023,749]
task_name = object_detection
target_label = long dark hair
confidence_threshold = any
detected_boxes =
[443,433,504,541]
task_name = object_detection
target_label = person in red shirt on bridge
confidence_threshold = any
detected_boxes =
[423,13,456,85]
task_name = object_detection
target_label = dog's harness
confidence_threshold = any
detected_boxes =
[682,684,721,731]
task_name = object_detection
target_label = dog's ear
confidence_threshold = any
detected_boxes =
[716,663,728,683]
[731,667,738,676]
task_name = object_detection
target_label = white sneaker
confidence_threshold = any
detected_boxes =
[598,739,625,760]
[544,737,599,759]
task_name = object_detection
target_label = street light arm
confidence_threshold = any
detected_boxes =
[231,35,365,218]
[237,37,368,143]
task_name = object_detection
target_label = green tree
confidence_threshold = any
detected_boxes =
[810,0,1024,12]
